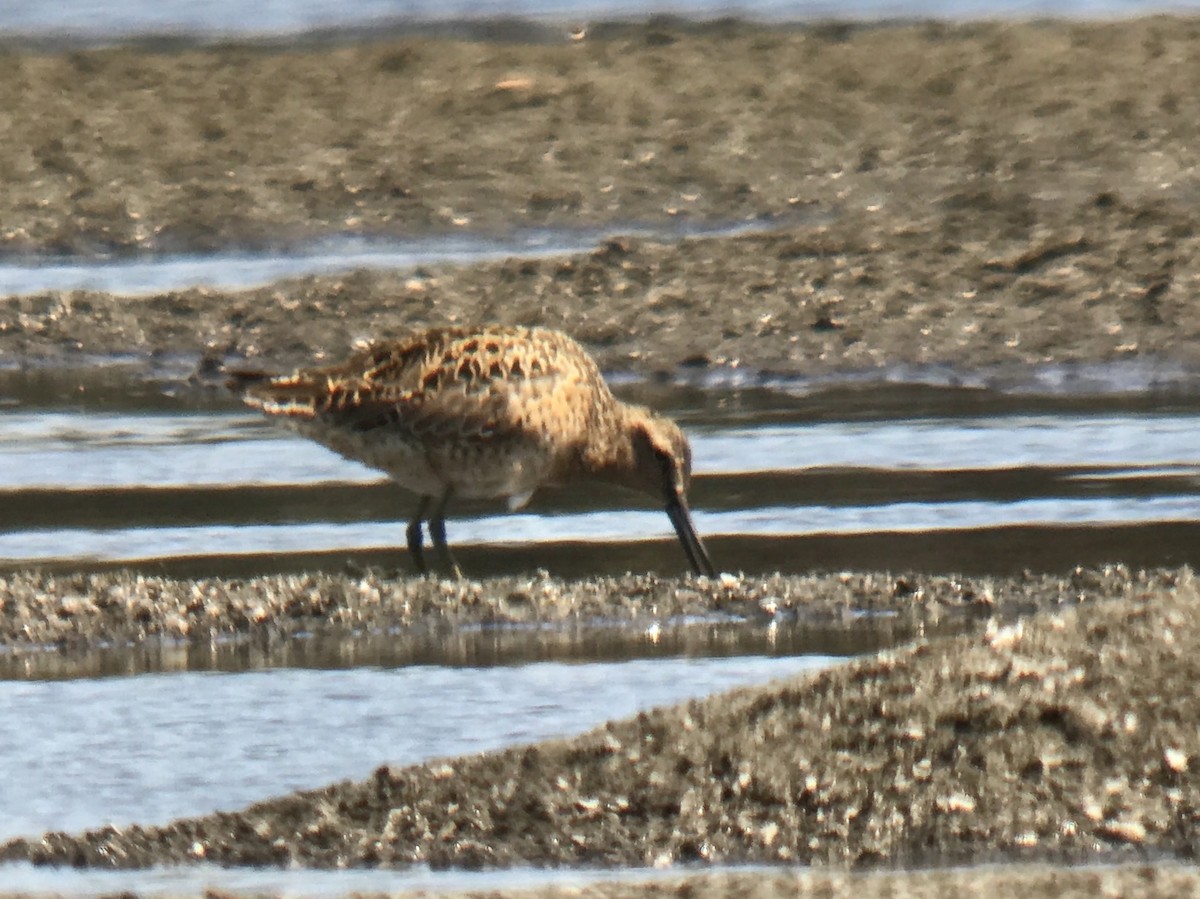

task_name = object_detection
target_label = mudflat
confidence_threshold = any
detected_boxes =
[0,17,1198,378]
[2,14,1200,898]
[3,569,1199,878]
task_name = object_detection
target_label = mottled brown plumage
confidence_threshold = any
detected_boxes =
[229,325,715,577]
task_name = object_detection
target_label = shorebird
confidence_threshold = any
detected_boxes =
[229,325,716,578]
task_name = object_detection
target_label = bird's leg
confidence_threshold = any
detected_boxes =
[428,486,464,579]
[406,495,431,576]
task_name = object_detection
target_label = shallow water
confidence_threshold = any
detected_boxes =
[0,858,737,897]
[6,408,1200,488]
[1,386,1198,574]
[0,0,1189,46]
[0,224,775,297]
[0,618,904,681]
[0,654,834,842]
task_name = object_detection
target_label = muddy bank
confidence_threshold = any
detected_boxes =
[0,17,1199,378]
[0,566,1179,662]
[5,572,1198,870]
[9,201,1200,381]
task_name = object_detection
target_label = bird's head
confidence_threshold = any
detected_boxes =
[623,407,714,577]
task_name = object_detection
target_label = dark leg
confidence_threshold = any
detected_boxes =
[428,486,464,579]
[406,495,431,575]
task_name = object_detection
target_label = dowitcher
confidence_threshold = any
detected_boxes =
[229,325,716,578]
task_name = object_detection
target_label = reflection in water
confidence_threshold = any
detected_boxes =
[0,617,927,681]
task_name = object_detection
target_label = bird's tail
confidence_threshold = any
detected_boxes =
[226,369,327,419]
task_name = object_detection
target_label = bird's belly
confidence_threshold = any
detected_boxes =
[293,421,438,492]
[293,420,554,503]
[426,441,556,503]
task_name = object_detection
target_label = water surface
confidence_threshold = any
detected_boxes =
[0,654,835,842]
[0,0,1190,46]
[1,399,1197,574]
[0,223,775,297]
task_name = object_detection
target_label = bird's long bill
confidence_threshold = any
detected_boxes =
[665,493,716,577]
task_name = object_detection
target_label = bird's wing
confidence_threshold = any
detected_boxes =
[232,326,592,446]
[362,329,585,443]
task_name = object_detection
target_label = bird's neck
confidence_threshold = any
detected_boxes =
[575,403,644,493]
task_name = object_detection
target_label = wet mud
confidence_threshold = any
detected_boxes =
[0,18,1198,379]
[4,569,1199,876]
[0,566,1176,663]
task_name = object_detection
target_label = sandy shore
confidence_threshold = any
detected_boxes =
[3,14,1200,896]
